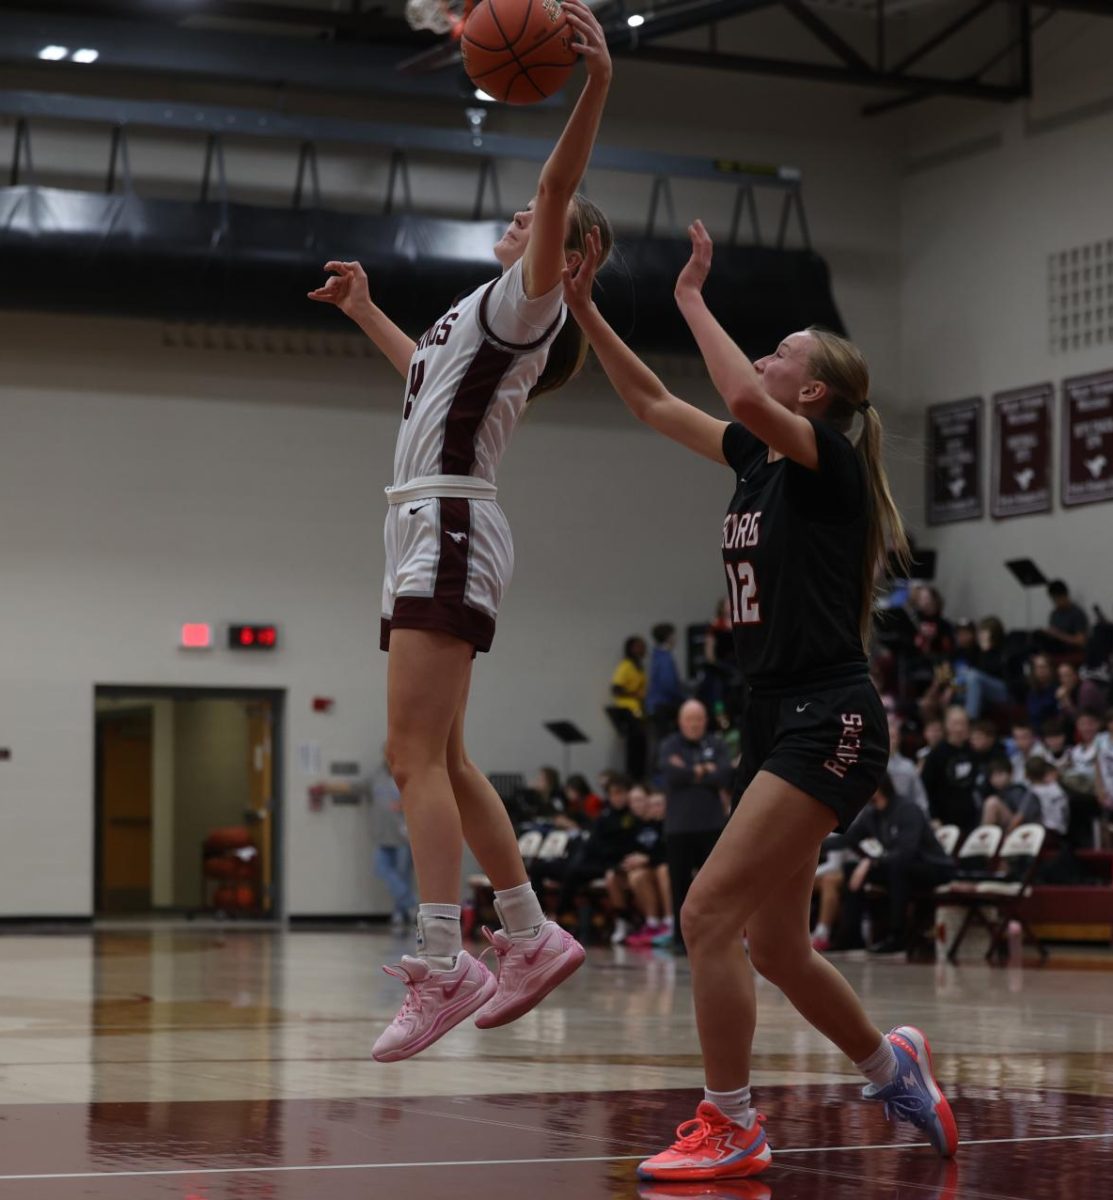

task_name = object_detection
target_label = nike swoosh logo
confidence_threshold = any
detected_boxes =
[409,503,430,514]
[442,974,466,998]
[796,703,812,713]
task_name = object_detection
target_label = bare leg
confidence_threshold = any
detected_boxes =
[748,858,883,1063]
[816,872,843,931]
[446,664,529,892]
[605,869,627,910]
[655,863,673,918]
[681,771,881,1091]
[627,867,661,920]
[982,796,1010,829]
[386,629,473,904]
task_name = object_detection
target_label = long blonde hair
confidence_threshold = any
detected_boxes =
[528,193,614,400]
[805,327,910,649]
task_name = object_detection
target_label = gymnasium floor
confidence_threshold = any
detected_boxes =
[0,929,1110,1199]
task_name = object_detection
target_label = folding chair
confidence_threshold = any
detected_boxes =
[935,824,961,857]
[932,824,1003,963]
[517,830,544,866]
[973,823,1049,963]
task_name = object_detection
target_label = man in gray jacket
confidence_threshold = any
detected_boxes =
[658,700,733,953]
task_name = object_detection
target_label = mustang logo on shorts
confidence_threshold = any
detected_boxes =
[447,531,469,544]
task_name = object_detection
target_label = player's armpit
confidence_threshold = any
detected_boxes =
[731,391,819,470]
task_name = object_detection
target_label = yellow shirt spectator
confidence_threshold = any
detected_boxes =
[611,638,648,718]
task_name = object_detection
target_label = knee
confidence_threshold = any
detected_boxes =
[748,933,810,985]
[385,736,438,792]
[680,887,731,952]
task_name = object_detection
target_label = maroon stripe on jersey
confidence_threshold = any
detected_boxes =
[440,340,515,476]
[478,279,564,352]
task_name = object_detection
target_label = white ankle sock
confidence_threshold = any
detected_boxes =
[704,1085,756,1129]
[416,903,461,966]
[813,922,830,940]
[494,882,545,939]
[855,1037,898,1087]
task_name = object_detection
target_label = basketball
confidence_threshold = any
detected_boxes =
[461,0,577,105]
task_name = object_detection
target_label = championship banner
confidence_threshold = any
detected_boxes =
[926,397,983,525]
[990,384,1053,519]
[1062,370,1113,508]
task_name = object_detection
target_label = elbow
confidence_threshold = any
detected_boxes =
[535,175,575,206]
[726,385,764,418]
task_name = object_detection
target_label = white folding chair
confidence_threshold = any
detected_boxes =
[517,830,543,864]
[935,824,961,857]
[932,824,1003,963]
[974,823,1048,963]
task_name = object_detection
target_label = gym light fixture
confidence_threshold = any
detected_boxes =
[626,14,645,27]
[72,49,100,64]
[474,88,494,101]
[38,45,69,61]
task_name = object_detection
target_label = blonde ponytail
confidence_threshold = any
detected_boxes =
[805,328,910,650]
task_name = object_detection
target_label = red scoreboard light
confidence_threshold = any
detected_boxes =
[229,623,279,651]
[180,623,213,650]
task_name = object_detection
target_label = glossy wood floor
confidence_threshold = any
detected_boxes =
[0,928,1110,1198]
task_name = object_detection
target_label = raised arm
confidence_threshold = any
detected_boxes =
[308,260,415,378]
[521,0,611,299]
[674,221,819,470]
[562,228,728,465]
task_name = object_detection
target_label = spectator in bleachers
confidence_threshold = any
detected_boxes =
[958,616,1010,719]
[658,699,732,955]
[581,775,644,945]
[609,636,648,781]
[1056,661,1082,723]
[1080,609,1113,710]
[1066,709,1103,790]
[1025,654,1060,730]
[981,757,1033,832]
[1021,757,1070,840]
[970,718,1006,802]
[916,716,943,769]
[1039,717,1072,774]
[563,773,603,825]
[1097,709,1113,840]
[525,765,576,827]
[920,705,981,832]
[646,622,686,745]
[1042,579,1089,652]
[840,773,956,955]
[810,839,849,952]
[696,597,735,715]
[1007,720,1045,785]
[911,585,955,659]
[886,713,928,814]
[618,784,673,947]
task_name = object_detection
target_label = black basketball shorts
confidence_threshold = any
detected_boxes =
[734,678,888,831]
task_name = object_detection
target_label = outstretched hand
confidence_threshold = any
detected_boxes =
[675,219,713,299]
[307,260,371,315]
[561,224,603,315]
[564,0,612,84]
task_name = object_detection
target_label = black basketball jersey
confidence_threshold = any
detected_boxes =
[720,418,869,692]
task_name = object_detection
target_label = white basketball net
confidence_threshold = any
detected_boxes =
[405,0,457,34]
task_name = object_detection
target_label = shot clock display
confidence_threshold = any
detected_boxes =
[228,623,278,651]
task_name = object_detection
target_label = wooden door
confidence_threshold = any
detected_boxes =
[97,711,153,913]
[245,702,274,914]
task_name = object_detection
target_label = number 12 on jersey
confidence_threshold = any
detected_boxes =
[726,561,761,624]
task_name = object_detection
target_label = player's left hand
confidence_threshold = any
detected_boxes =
[561,223,603,313]
[564,0,612,84]
[675,219,713,299]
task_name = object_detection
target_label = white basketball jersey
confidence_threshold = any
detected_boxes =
[392,258,566,487]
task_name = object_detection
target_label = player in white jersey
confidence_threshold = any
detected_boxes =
[309,0,614,1062]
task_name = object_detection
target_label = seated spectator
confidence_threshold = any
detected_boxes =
[1007,721,1045,785]
[659,699,732,954]
[981,757,1032,831]
[1040,717,1072,774]
[1020,757,1070,840]
[911,585,955,661]
[1080,607,1113,710]
[1097,709,1113,842]
[564,774,642,941]
[1065,709,1103,793]
[970,718,1006,801]
[916,716,943,769]
[887,713,928,813]
[1039,579,1089,652]
[523,765,575,827]
[921,706,981,832]
[956,616,1010,719]
[811,840,851,952]
[563,773,602,825]
[839,774,956,955]
[609,636,648,781]
[1056,661,1082,723]
[1025,654,1059,730]
[617,784,672,947]
[646,622,686,744]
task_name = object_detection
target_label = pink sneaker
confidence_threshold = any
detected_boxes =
[371,950,496,1063]
[473,921,586,1029]
[637,1102,771,1182]
[625,927,660,948]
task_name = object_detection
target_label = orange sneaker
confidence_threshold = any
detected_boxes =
[636,1101,772,1182]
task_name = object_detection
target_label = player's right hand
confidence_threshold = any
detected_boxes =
[308,260,371,315]
[675,219,713,299]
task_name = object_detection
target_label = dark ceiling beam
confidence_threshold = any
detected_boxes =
[0,1,404,37]
[890,0,997,75]
[606,0,780,51]
[630,44,1025,104]
[780,0,872,72]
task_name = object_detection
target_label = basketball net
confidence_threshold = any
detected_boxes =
[404,0,473,38]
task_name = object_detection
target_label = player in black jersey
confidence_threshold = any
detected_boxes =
[564,222,958,1182]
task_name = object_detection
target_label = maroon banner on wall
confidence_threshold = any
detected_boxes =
[1062,370,1113,508]
[926,397,983,525]
[991,384,1053,519]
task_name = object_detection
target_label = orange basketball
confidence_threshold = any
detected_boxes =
[461,0,577,105]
